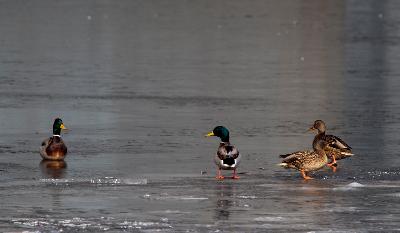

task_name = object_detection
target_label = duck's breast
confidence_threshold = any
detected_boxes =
[41,137,67,160]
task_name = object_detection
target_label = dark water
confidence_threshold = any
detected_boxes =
[1,0,400,232]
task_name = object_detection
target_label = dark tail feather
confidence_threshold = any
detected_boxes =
[340,148,354,157]
[279,153,292,158]
[223,157,235,165]
[341,148,352,153]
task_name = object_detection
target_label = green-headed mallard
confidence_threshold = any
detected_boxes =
[309,120,353,170]
[278,139,329,180]
[205,126,241,180]
[40,118,68,160]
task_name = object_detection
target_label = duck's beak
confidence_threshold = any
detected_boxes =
[60,124,68,130]
[307,127,316,133]
[205,132,214,137]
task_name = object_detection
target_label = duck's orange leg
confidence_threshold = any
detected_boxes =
[231,169,240,179]
[326,153,337,172]
[327,153,337,166]
[216,169,225,180]
[301,170,313,180]
[327,163,337,172]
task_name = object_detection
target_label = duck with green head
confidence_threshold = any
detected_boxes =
[309,120,353,171]
[40,118,68,160]
[278,138,329,180]
[205,126,241,180]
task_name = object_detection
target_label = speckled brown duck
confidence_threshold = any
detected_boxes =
[309,120,353,170]
[40,118,68,160]
[205,126,241,180]
[278,139,329,180]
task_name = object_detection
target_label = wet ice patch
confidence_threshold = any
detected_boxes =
[40,177,147,186]
[237,195,257,199]
[150,210,191,214]
[333,182,364,191]
[9,231,41,233]
[381,192,400,198]
[347,182,364,187]
[118,220,172,230]
[12,218,51,228]
[365,181,400,188]
[254,216,286,222]
[142,193,207,201]
[333,181,400,191]
[12,217,108,231]
[258,183,330,191]
[59,217,90,229]
[387,193,400,197]
[368,170,400,179]
[160,196,208,201]
[178,196,208,200]
[328,206,359,212]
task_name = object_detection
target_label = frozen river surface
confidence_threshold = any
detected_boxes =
[1,0,400,232]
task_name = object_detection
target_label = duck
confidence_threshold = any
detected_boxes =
[278,139,329,180]
[309,120,353,170]
[40,118,68,160]
[205,126,241,180]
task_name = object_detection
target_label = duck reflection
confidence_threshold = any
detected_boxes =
[39,160,67,179]
[214,183,234,221]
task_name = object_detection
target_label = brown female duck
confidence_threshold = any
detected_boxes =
[278,139,329,180]
[309,120,353,170]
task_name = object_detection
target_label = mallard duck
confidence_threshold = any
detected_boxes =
[309,120,353,170]
[205,126,241,180]
[40,118,68,160]
[278,139,329,180]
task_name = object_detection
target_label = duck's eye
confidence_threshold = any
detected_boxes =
[41,142,45,146]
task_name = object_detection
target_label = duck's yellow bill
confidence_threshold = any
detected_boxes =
[60,124,68,130]
[205,132,214,137]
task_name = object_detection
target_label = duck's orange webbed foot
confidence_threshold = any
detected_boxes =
[301,170,314,180]
[216,169,224,180]
[231,169,240,179]
[327,162,338,172]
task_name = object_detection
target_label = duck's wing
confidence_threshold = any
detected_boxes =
[282,151,313,161]
[40,137,52,157]
[217,144,240,166]
[217,145,240,160]
[280,151,304,158]
[41,137,51,147]
[325,134,352,150]
[323,135,354,160]
[279,150,313,169]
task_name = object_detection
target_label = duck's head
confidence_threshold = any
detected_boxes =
[205,126,230,143]
[308,120,326,134]
[53,118,67,136]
